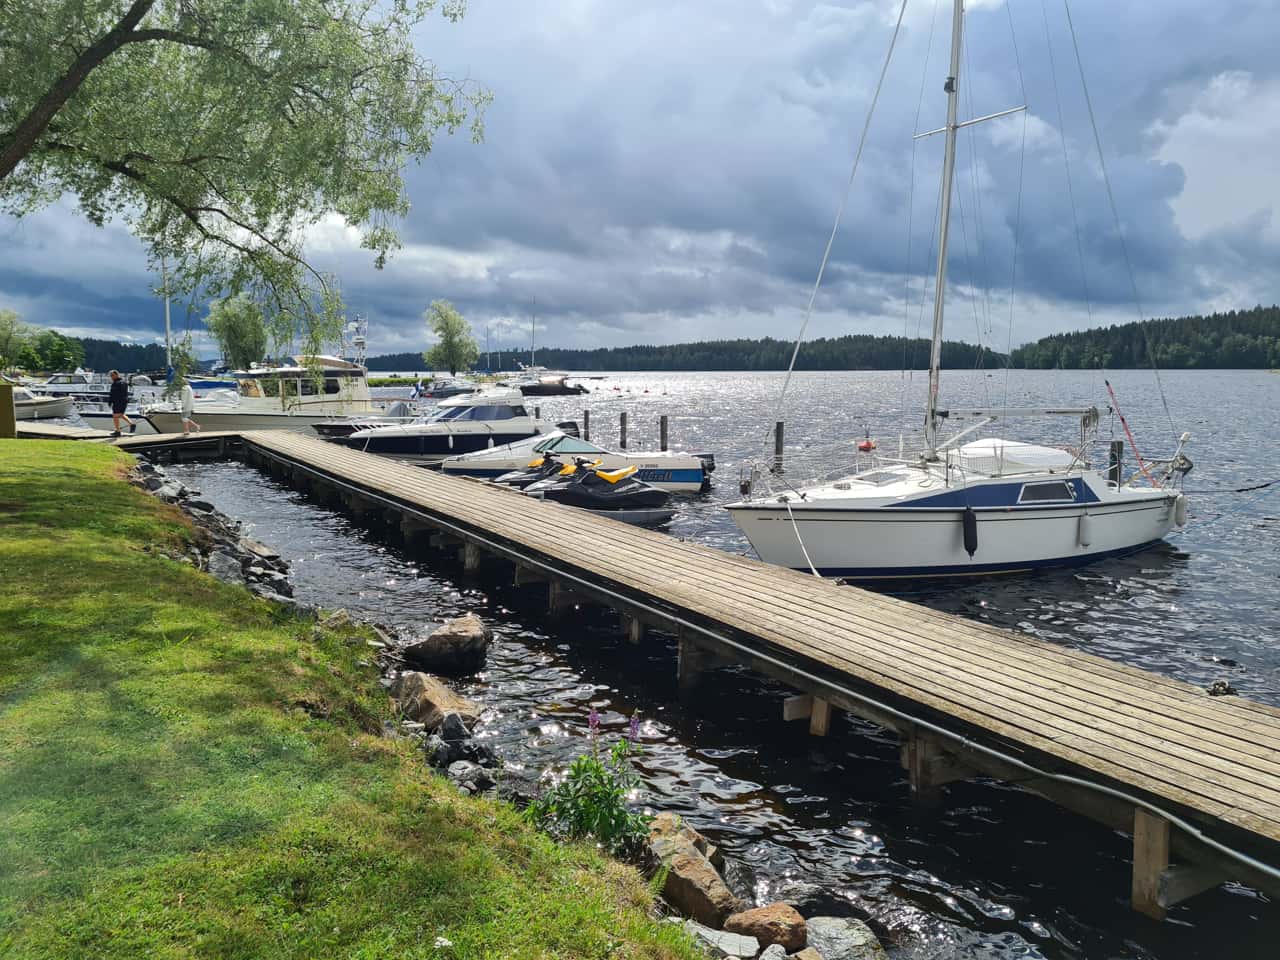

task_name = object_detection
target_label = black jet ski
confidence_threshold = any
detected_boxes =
[527,461,671,516]
[492,456,564,489]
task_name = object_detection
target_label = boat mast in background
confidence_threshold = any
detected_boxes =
[923,0,964,460]
[160,255,172,370]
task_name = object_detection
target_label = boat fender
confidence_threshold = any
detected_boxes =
[448,434,453,449]
[1175,493,1188,527]
[962,506,978,557]
[1077,511,1094,548]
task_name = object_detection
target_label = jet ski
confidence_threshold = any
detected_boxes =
[492,456,564,489]
[526,460,674,525]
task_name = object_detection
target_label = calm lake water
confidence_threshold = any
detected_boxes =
[168,369,1279,960]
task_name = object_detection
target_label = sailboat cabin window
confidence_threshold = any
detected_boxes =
[1018,480,1074,503]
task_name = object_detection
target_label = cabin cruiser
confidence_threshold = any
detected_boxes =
[502,366,587,396]
[440,431,712,492]
[143,356,377,434]
[424,376,479,398]
[32,371,160,402]
[11,385,73,419]
[335,389,574,465]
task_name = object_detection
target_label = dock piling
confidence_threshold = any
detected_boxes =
[660,415,669,451]
[582,409,590,441]
[619,411,627,449]
[773,421,784,473]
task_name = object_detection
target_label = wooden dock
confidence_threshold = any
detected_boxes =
[12,425,1280,917]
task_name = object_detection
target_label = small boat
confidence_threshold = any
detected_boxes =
[12,386,73,419]
[144,356,379,434]
[312,401,421,439]
[725,1,1192,578]
[440,431,713,492]
[424,376,479,398]
[76,401,160,435]
[527,461,675,525]
[335,389,575,465]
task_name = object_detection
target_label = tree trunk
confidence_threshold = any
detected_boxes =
[0,0,157,181]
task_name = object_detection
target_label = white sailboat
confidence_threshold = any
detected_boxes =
[725,1,1191,578]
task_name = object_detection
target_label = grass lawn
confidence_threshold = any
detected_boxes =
[0,440,698,960]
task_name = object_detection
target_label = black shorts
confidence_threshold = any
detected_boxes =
[111,402,128,415]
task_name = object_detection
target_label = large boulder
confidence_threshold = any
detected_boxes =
[681,920,759,959]
[663,851,742,929]
[648,811,723,869]
[725,902,806,952]
[806,916,887,960]
[401,614,491,675]
[390,672,480,731]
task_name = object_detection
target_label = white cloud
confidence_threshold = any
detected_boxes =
[1151,70,1280,240]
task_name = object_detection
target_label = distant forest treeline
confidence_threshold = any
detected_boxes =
[368,335,1004,372]
[79,338,170,372]
[1011,305,1280,369]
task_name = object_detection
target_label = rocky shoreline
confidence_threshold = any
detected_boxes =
[131,458,889,960]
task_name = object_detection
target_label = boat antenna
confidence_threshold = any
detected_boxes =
[762,0,910,460]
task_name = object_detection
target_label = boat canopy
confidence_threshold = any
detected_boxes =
[953,439,1079,477]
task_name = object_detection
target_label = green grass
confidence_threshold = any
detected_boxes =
[0,441,698,960]
[368,376,421,387]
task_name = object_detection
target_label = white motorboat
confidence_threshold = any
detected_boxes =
[76,401,160,435]
[440,431,712,492]
[423,375,479,398]
[143,356,378,434]
[336,389,573,465]
[725,2,1191,578]
[11,386,73,420]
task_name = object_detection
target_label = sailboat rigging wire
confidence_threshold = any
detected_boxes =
[1061,0,1176,443]
[1001,0,1029,414]
[1103,379,1155,485]
[765,0,910,458]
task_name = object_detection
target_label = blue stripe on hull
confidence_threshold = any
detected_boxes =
[804,538,1167,580]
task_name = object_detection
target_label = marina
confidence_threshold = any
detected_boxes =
[9,411,1280,934]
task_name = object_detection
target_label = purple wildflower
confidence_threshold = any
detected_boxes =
[627,712,641,742]
[588,707,600,733]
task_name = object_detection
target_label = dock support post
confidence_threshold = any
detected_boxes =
[548,580,577,615]
[583,409,590,441]
[772,421,784,474]
[621,613,645,646]
[1133,809,1170,920]
[460,542,483,574]
[677,633,716,697]
[782,694,833,736]
[660,415,669,451]
[513,563,544,587]
[902,732,975,807]
[619,411,627,449]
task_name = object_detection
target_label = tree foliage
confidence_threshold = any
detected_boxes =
[205,294,268,370]
[0,309,34,370]
[14,328,85,372]
[1011,305,1280,369]
[422,300,479,375]
[0,1,487,359]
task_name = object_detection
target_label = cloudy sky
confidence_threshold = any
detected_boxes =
[2,0,1279,356]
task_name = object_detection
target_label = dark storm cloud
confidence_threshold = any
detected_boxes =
[3,1,1280,352]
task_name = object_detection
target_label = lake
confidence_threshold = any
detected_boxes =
[170,368,1279,959]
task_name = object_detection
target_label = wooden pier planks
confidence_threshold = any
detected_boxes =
[241,430,1280,851]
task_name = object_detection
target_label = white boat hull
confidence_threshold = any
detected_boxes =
[146,410,330,435]
[727,496,1180,578]
[14,396,74,419]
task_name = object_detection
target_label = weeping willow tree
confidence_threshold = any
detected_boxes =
[0,0,489,355]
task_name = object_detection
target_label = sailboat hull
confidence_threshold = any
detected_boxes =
[726,496,1180,578]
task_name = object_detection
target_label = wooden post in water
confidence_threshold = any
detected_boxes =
[619,411,627,449]
[0,383,15,439]
[659,415,669,451]
[534,406,541,421]
[582,409,590,441]
[772,421,784,473]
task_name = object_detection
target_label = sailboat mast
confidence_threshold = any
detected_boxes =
[160,255,173,369]
[924,0,965,458]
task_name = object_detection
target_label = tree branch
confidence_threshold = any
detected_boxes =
[0,0,157,181]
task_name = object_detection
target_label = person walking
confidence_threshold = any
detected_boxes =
[180,380,201,436]
[107,371,136,437]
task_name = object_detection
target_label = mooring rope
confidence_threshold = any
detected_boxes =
[763,0,910,463]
